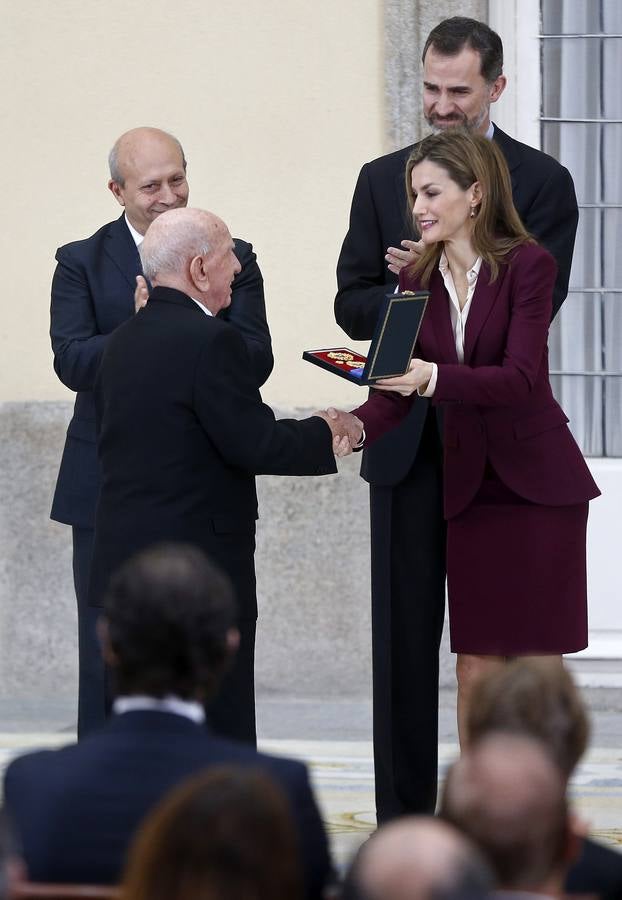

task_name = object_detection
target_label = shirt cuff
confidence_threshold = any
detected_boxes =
[418,363,437,398]
[352,428,366,452]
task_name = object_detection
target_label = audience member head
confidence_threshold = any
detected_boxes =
[108,127,189,236]
[466,658,590,780]
[344,816,492,900]
[120,766,303,900]
[421,18,506,134]
[440,733,577,894]
[101,542,238,702]
[405,129,531,284]
[139,207,241,314]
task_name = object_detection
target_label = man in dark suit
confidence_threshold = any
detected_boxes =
[50,126,274,738]
[334,17,579,821]
[88,206,361,746]
[4,543,333,899]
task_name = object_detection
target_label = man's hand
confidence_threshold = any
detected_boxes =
[385,239,425,276]
[374,359,434,396]
[134,275,149,313]
[314,408,364,457]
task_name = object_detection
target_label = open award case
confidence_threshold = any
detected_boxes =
[303,291,429,386]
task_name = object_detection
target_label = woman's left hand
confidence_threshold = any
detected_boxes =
[373,359,434,396]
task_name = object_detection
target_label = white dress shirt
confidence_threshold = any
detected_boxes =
[421,252,482,397]
[124,214,144,247]
[113,694,205,724]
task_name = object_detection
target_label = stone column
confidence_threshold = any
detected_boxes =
[383,0,488,151]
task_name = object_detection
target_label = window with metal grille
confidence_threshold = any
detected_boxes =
[542,0,622,456]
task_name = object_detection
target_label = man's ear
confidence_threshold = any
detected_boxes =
[97,616,118,666]
[189,254,210,293]
[489,74,507,104]
[108,179,125,207]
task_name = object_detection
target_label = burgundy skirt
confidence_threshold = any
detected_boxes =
[446,465,589,655]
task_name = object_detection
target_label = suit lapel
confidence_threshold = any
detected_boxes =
[425,268,459,364]
[492,124,521,195]
[104,214,143,290]
[463,262,498,363]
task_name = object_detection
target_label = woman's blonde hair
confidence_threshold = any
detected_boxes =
[405,129,533,285]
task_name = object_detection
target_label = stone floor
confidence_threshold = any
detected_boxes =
[1,688,621,874]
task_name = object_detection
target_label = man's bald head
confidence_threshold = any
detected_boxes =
[350,816,491,900]
[108,127,189,235]
[139,208,240,314]
[108,127,186,186]
[440,733,572,892]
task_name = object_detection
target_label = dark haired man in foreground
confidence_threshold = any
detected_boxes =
[4,543,332,899]
[335,15,579,821]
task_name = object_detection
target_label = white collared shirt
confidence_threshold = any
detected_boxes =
[112,694,205,724]
[192,298,213,316]
[124,214,144,247]
[421,252,482,397]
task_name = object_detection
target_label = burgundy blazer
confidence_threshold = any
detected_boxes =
[355,243,600,519]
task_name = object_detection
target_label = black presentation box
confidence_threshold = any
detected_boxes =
[303,291,429,386]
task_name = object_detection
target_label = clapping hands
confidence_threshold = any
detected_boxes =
[314,408,364,458]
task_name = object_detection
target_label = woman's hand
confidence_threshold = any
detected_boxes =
[373,359,434,396]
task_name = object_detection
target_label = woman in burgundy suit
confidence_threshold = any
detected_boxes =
[354,130,600,741]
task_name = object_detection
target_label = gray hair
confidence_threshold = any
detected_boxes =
[108,128,187,186]
[139,213,211,282]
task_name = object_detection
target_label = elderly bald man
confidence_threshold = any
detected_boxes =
[344,816,491,900]
[50,127,273,738]
[440,733,579,897]
[88,207,362,745]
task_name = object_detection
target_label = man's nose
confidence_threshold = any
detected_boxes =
[434,92,454,116]
[159,183,177,205]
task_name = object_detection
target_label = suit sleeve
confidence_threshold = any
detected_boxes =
[50,245,108,392]
[520,164,578,318]
[334,163,399,340]
[285,763,333,900]
[218,240,274,387]
[434,250,556,406]
[194,325,337,477]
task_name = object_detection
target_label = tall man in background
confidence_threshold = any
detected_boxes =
[335,17,579,821]
[50,126,273,738]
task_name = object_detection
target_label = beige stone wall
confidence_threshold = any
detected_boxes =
[0,0,384,408]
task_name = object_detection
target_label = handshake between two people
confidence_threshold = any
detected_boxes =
[314,408,364,458]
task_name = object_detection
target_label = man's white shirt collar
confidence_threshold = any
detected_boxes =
[192,299,213,316]
[486,121,495,140]
[113,694,205,724]
[124,214,144,247]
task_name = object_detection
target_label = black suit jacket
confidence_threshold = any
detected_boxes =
[335,125,579,486]
[3,711,332,898]
[88,286,336,612]
[50,214,274,528]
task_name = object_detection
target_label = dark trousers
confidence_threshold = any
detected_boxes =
[207,618,257,746]
[73,528,257,746]
[72,527,108,738]
[369,413,446,822]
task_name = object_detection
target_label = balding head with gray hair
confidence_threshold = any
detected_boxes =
[139,208,240,315]
[440,733,574,894]
[346,816,491,900]
[139,208,214,283]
